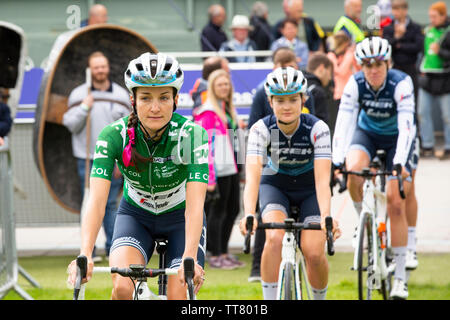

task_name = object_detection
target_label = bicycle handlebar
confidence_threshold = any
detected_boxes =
[108,266,178,278]
[243,215,254,254]
[73,255,87,300]
[72,255,195,300]
[337,164,405,199]
[183,257,195,300]
[243,216,335,256]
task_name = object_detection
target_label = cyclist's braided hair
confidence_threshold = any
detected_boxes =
[126,109,153,170]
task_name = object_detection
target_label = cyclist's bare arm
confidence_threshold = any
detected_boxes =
[314,158,332,217]
[314,159,340,239]
[240,155,264,235]
[183,181,207,292]
[68,177,110,286]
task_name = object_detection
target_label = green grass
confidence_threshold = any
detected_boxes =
[3,252,450,300]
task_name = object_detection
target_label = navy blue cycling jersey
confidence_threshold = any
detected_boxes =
[333,68,416,166]
[247,113,331,186]
[355,69,413,135]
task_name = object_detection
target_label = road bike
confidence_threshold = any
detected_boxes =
[73,238,196,300]
[243,209,334,300]
[335,150,405,300]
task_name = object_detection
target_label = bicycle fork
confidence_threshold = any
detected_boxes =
[277,231,300,300]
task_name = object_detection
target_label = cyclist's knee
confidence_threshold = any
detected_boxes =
[167,277,187,300]
[387,195,403,218]
[264,230,283,251]
[112,276,134,300]
[303,249,326,268]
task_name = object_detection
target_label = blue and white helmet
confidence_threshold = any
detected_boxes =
[264,67,307,97]
[355,36,392,65]
[124,52,184,96]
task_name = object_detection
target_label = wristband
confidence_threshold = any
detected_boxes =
[80,103,90,111]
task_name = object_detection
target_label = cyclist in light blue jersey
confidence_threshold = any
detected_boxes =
[240,67,340,300]
[332,37,416,300]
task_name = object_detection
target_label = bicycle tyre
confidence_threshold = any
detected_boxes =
[282,262,297,300]
[357,211,375,300]
[382,215,393,299]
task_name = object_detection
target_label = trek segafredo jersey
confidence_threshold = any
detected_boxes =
[91,112,209,215]
[247,113,331,178]
[332,69,416,166]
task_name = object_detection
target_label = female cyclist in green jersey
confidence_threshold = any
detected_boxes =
[67,52,209,300]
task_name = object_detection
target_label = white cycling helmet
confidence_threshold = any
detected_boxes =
[355,36,392,65]
[264,67,307,97]
[124,52,184,96]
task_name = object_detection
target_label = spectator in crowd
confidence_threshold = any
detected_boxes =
[249,1,274,61]
[80,4,108,27]
[304,52,334,126]
[220,15,258,63]
[62,52,130,261]
[270,18,309,70]
[383,0,424,106]
[0,88,9,104]
[201,4,228,52]
[334,0,365,43]
[190,56,230,110]
[193,69,244,269]
[273,0,325,52]
[0,88,12,147]
[417,1,450,159]
[378,0,393,34]
[247,47,316,282]
[326,31,359,134]
[46,3,109,72]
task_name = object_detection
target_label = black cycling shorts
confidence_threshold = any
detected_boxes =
[110,198,206,268]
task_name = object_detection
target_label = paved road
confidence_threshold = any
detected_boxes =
[15,158,450,256]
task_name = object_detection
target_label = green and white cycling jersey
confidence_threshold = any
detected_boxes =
[91,112,209,215]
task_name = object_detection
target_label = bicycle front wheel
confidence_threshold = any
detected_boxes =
[280,262,297,300]
[357,211,375,300]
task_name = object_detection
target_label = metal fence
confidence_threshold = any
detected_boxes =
[0,138,35,299]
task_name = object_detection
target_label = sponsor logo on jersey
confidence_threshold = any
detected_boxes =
[94,141,108,159]
[193,143,209,164]
[313,131,330,142]
[362,99,394,109]
[366,109,391,118]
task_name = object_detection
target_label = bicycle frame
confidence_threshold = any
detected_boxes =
[244,216,334,300]
[277,229,311,300]
[353,175,389,290]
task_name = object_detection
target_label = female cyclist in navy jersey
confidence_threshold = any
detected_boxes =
[240,67,340,300]
[332,37,417,300]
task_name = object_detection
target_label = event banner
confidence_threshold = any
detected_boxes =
[15,63,272,122]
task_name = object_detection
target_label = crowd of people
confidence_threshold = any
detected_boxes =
[200,0,450,159]
[194,0,450,300]
[2,0,448,301]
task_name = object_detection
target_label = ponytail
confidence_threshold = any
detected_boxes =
[122,111,153,170]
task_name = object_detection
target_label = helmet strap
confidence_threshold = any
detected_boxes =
[139,120,170,143]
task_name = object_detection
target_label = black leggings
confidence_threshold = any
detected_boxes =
[207,173,240,256]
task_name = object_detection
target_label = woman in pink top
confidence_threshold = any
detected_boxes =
[193,69,244,270]
[327,31,360,100]
[326,31,361,135]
